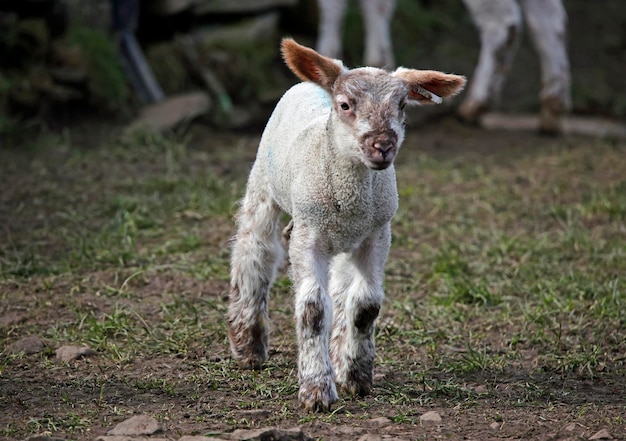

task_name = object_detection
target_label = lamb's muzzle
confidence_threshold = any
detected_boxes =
[361,131,398,169]
[227,38,466,412]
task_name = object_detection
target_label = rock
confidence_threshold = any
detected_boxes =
[25,433,65,441]
[148,0,297,16]
[129,92,211,133]
[148,0,195,15]
[8,336,46,355]
[237,409,271,418]
[335,426,365,436]
[55,345,96,363]
[193,13,278,49]
[589,429,613,440]
[97,437,167,441]
[195,0,297,15]
[489,422,501,430]
[179,436,229,441]
[107,415,162,436]
[223,427,312,441]
[419,410,442,425]
[367,417,391,427]
[357,435,383,441]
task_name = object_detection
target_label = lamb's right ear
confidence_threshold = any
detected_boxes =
[281,38,346,91]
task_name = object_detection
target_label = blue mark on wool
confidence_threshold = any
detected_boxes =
[314,86,332,108]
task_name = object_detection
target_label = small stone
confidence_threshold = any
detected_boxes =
[25,433,65,441]
[564,423,579,432]
[55,345,96,363]
[357,435,382,441]
[107,415,162,436]
[224,427,312,441]
[335,426,365,436]
[193,0,297,15]
[8,336,45,355]
[589,429,613,440]
[368,417,391,427]
[237,409,270,418]
[97,437,166,441]
[179,436,229,441]
[489,422,500,430]
[419,410,442,425]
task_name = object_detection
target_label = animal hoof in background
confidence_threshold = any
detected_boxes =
[299,380,338,412]
[538,97,565,136]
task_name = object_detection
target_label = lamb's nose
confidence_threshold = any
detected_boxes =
[374,140,393,159]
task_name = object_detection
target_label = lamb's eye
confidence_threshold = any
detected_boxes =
[340,102,350,111]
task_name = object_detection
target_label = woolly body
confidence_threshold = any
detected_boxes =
[256,81,398,253]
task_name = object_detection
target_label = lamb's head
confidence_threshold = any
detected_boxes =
[281,38,466,170]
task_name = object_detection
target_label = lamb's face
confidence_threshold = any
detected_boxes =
[332,68,409,170]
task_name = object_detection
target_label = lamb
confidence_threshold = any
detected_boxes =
[315,0,571,134]
[227,38,465,411]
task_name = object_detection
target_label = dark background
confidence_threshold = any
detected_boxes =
[1,0,625,132]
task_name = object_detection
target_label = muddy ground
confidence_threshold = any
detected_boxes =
[1,116,625,441]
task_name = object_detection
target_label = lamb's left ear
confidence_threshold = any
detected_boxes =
[393,68,466,105]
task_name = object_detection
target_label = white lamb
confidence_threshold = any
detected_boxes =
[227,38,465,411]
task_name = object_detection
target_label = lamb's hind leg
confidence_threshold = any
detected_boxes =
[228,177,282,369]
[330,225,390,396]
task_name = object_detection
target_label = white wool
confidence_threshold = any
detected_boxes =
[251,81,398,253]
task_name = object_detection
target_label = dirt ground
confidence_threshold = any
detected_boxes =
[1,115,625,441]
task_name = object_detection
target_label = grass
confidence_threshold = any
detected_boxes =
[0,122,625,440]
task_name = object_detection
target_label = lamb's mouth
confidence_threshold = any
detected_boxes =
[360,134,398,170]
[364,158,393,170]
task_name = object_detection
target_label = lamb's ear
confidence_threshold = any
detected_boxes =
[281,38,346,91]
[393,68,466,105]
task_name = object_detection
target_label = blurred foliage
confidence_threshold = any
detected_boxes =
[65,25,129,112]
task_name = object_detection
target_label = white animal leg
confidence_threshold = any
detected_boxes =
[521,0,571,133]
[228,168,283,369]
[330,225,390,396]
[360,0,396,68]
[289,225,337,412]
[316,0,348,59]
[459,0,522,123]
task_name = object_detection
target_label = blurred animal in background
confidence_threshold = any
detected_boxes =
[315,0,571,134]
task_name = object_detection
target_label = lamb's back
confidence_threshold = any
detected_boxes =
[255,82,331,213]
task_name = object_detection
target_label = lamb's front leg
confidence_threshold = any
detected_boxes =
[289,226,338,412]
[330,225,390,396]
